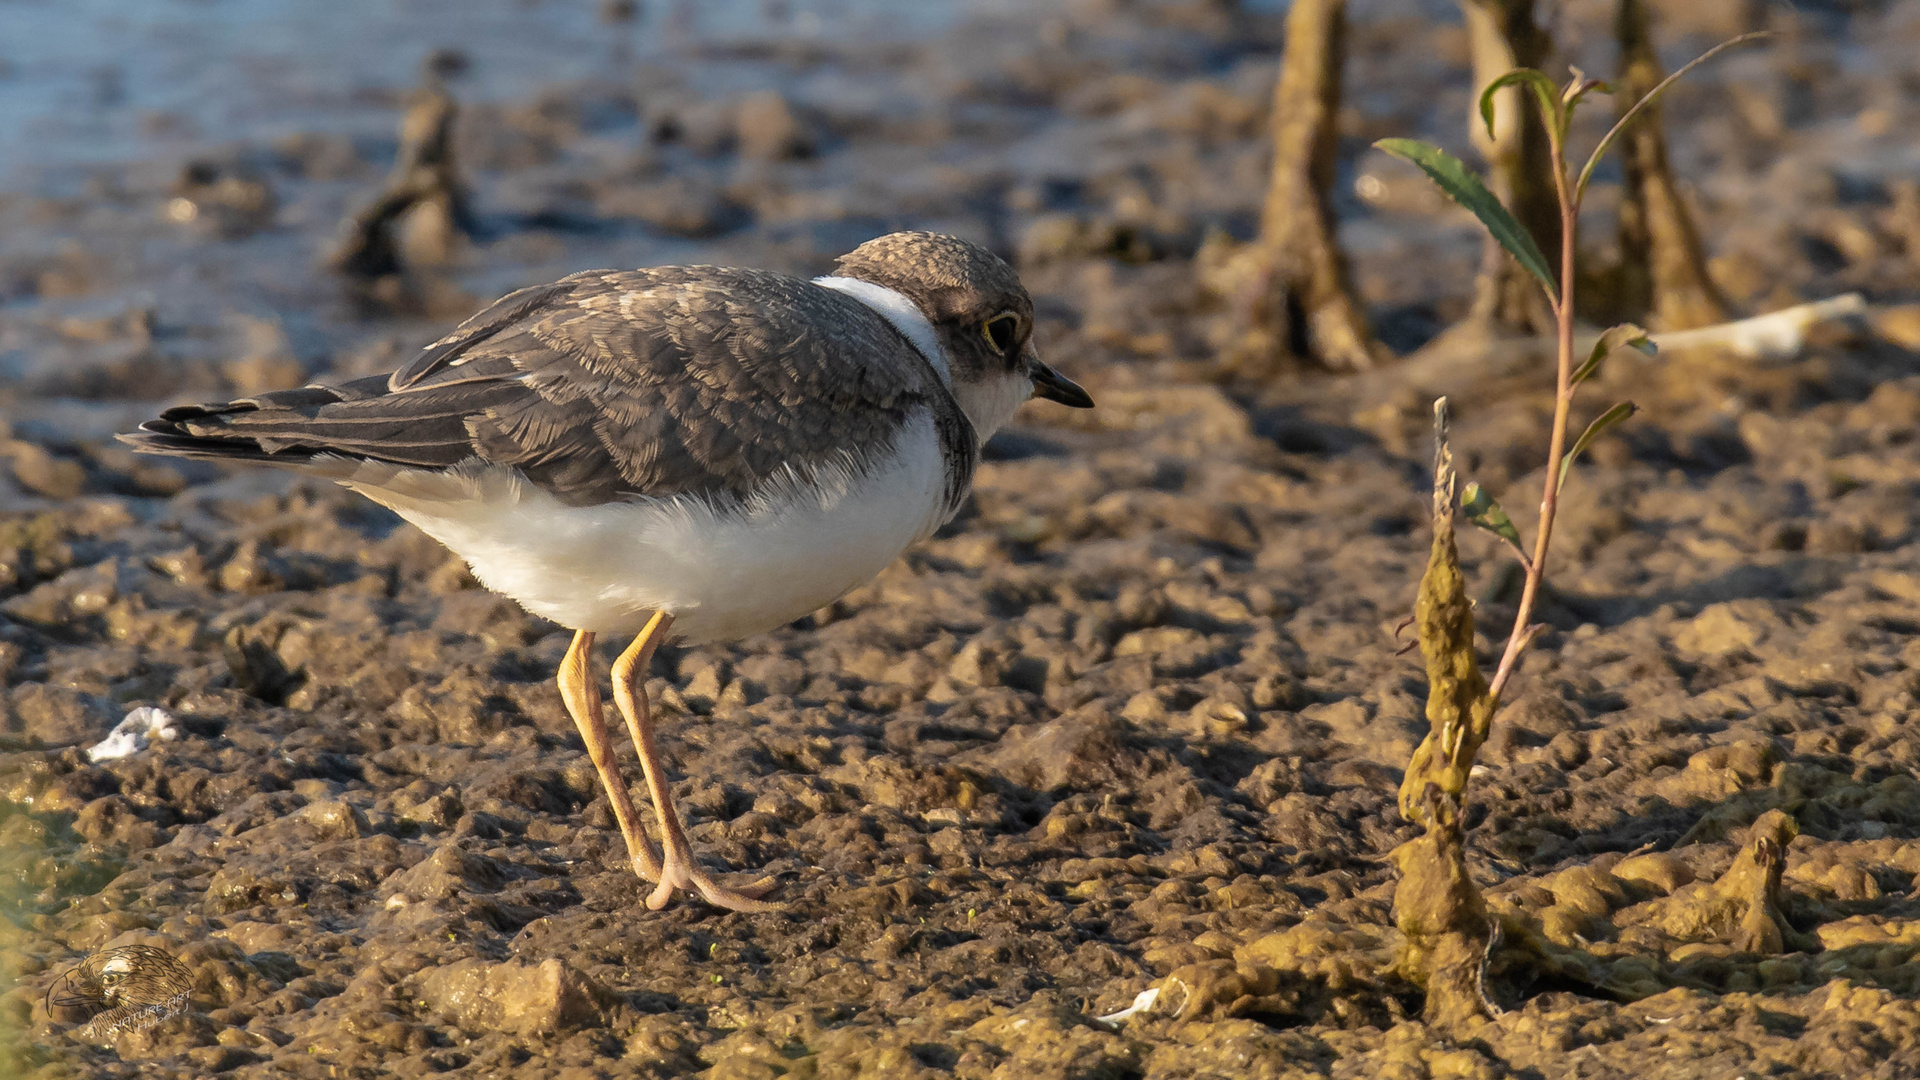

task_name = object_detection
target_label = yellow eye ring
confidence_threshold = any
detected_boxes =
[983,313,1019,354]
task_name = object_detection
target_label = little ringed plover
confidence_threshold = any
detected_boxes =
[123,231,1093,911]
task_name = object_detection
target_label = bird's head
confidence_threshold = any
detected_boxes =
[831,231,1093,443]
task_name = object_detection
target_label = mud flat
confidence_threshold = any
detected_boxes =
[7,1,1920,1076]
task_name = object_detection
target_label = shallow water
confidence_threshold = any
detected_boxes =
[0,0,976,191]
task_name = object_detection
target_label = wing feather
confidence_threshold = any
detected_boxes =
[120,266,976,507]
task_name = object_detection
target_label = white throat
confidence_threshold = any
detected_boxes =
[812,274,1033,447]
[811,276,951,384]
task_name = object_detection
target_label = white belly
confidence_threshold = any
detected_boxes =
[346,411,952,641]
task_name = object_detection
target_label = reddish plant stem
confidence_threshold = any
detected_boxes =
[1485,123,1579,709]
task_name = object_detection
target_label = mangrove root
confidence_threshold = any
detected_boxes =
[1203,0,1383,375]
[330,79,475,281]
[1457,0,1558,337]
[1614,0,1732,331]
[1387,400,1501,1028]
[1637,809,1809,955]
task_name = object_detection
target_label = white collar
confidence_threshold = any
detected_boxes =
[811,276,950,385]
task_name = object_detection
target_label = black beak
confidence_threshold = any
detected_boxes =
[1029,360,1094,409]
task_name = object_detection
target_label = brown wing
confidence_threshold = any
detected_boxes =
[122,267,977,507]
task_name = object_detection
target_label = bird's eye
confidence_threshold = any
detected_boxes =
[983,313,1019,355]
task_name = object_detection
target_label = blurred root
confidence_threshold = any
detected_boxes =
[1454,0,1558,339]
[330,80,475,282]
[1612,0,1731,331]
[1204,0,1383,376]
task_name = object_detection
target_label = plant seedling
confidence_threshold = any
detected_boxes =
[1373,32,1766,1028]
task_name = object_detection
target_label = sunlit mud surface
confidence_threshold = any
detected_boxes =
[6,1,1920,1076]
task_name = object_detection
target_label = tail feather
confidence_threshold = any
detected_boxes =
[116,429,322,467]
[120,373,510,473]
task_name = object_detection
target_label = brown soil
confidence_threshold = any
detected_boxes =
[7,2,1920,1077]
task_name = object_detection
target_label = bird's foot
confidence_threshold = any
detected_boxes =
[645,856,781,912]
[628,844,665,885]
[603,818,664,883]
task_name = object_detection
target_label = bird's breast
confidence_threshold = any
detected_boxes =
[374,409,956,641]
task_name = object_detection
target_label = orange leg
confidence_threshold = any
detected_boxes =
[610,612,781,912]
[556,629,664,882]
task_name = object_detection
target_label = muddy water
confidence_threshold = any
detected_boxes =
[5,0,1920,1077]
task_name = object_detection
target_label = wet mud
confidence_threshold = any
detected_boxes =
[6,1,1920,1077]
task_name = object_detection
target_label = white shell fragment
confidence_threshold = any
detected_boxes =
[86,706,182,763]
[1650,293,1866,361]
[1095,986,1161,1025]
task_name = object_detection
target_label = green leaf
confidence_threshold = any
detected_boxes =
[1461,481,1527,559]
[1559,402,1638,491]
[1576,32,1770,205]
[1479,69,1563,144]
[1572,323,1654,385]
[1374,138,1559,301]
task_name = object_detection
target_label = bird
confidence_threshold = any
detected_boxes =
[121,231,1094,911]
